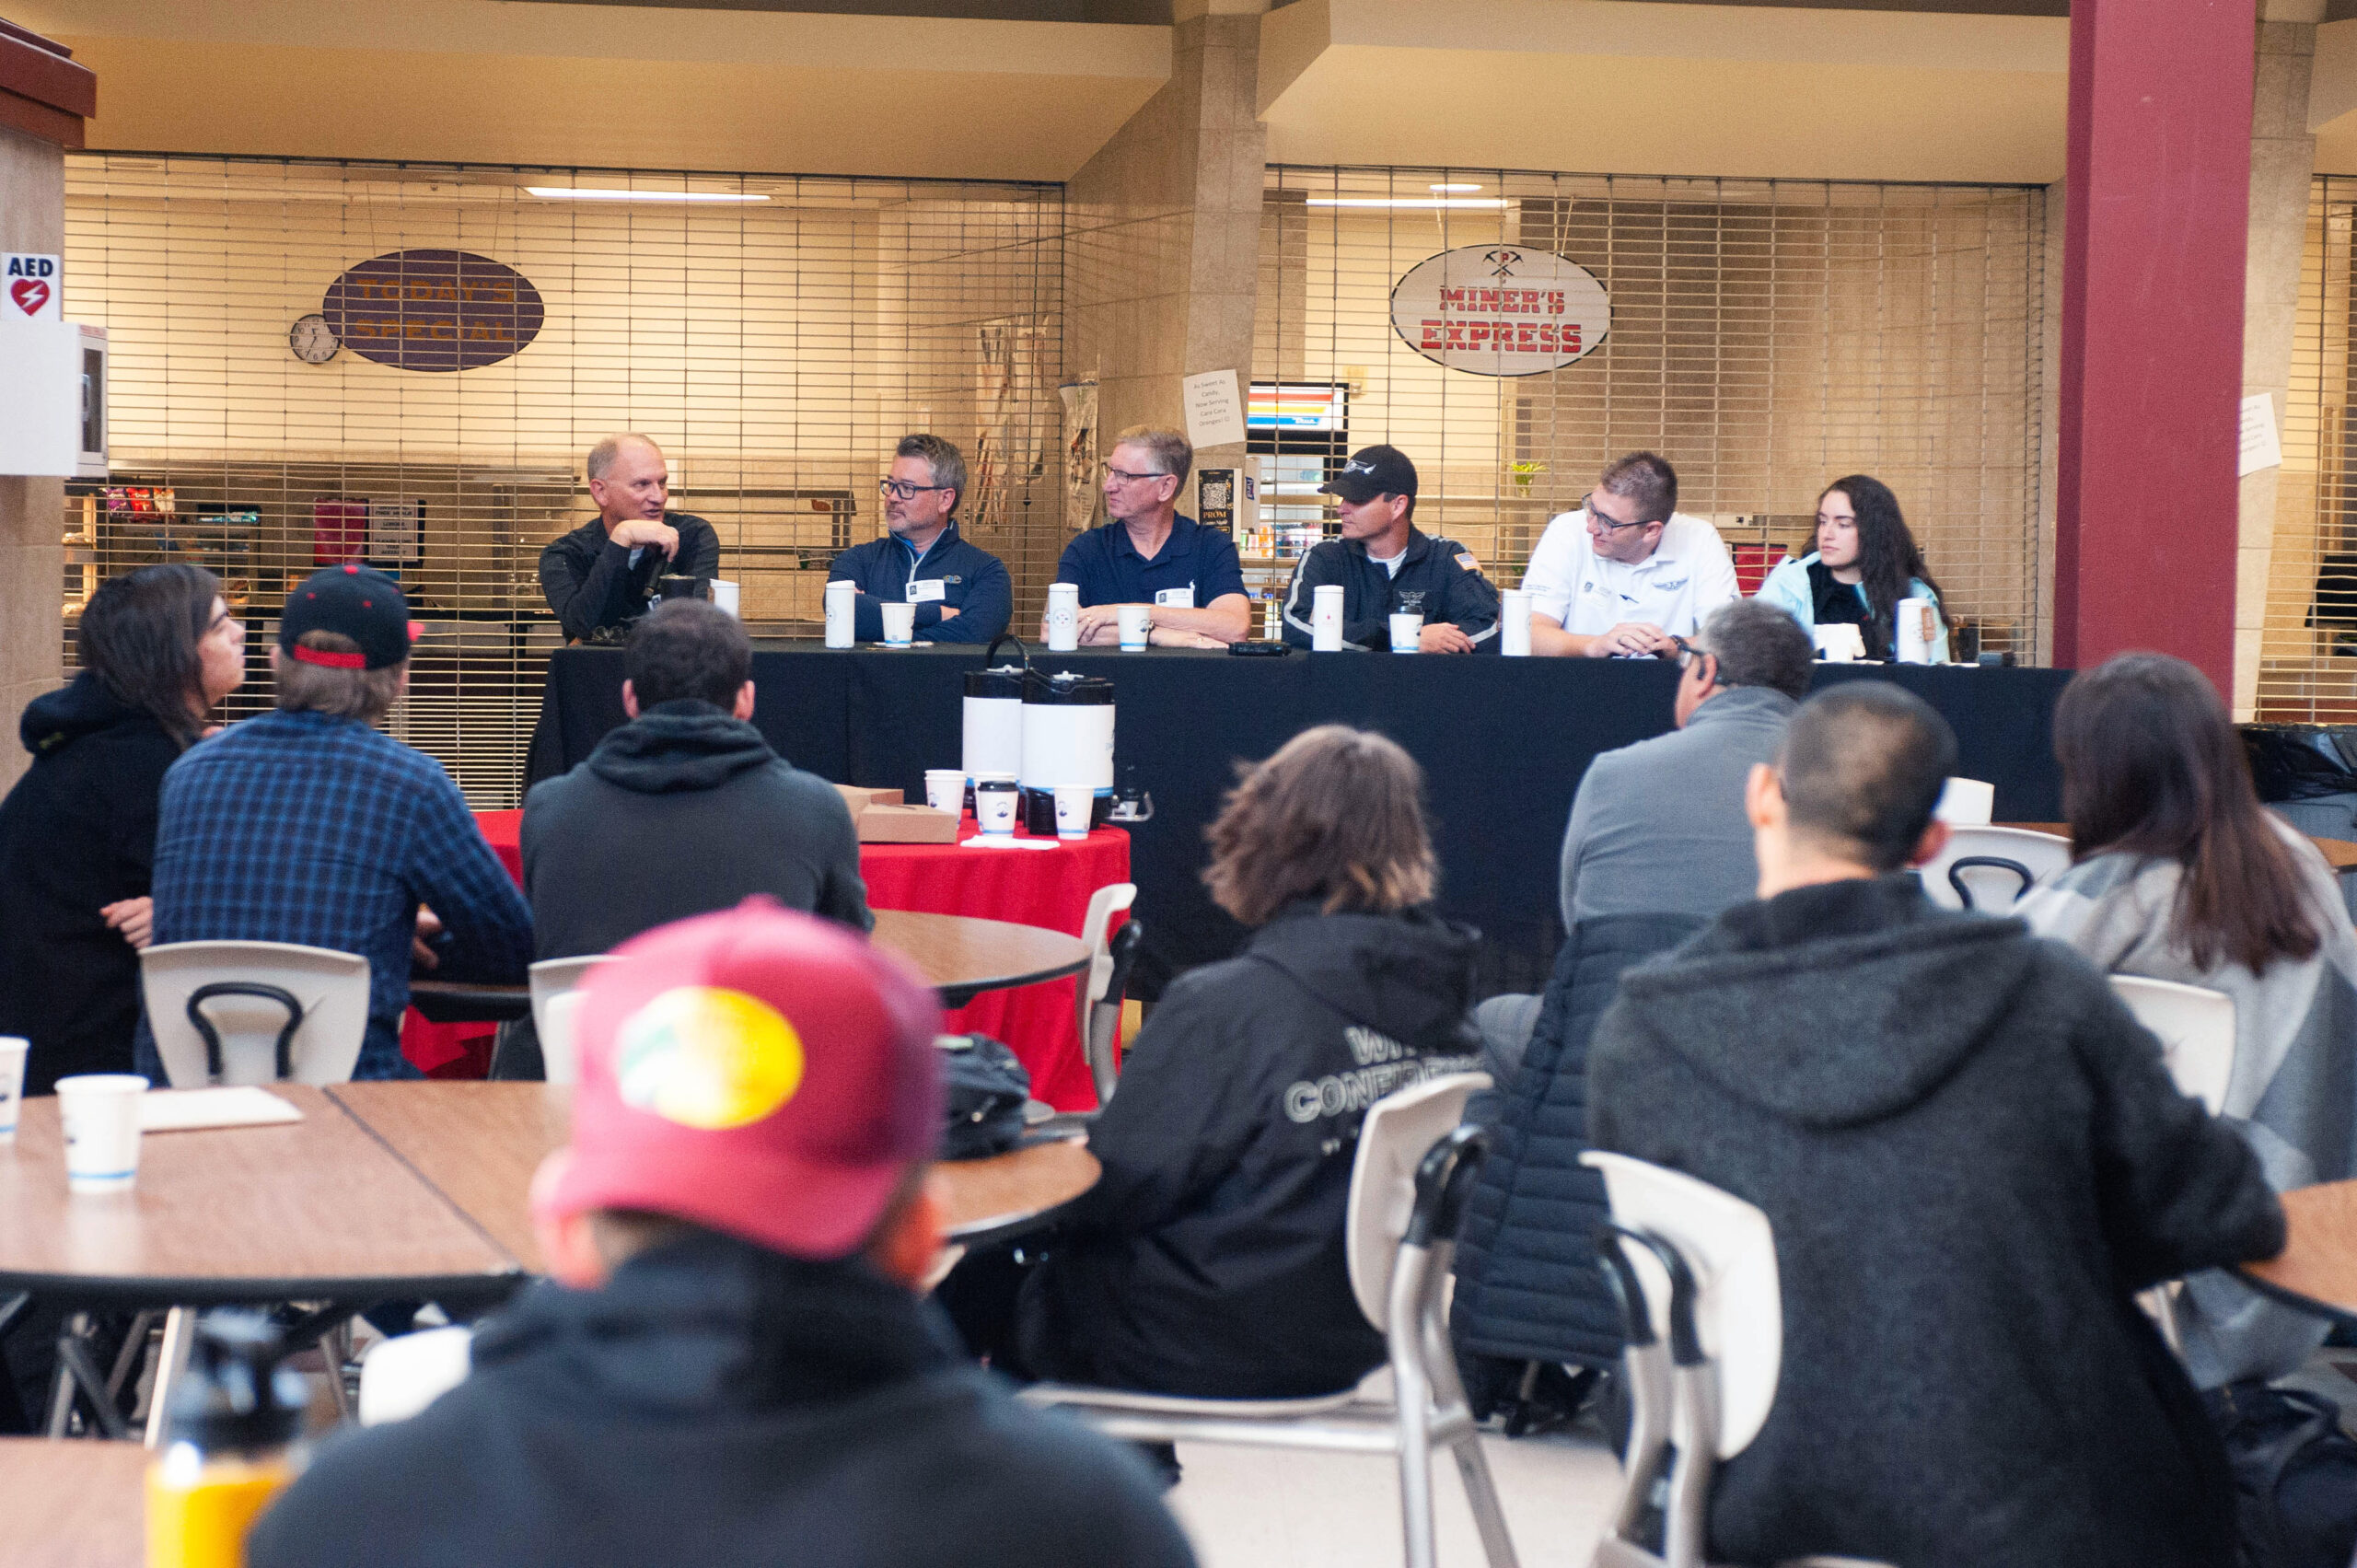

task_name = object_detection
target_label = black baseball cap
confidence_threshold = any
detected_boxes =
[279,563,418,670]
[1320,444,1418,505]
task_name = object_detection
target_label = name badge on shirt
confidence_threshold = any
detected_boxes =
[1155,587,1194,610]
[906,578,946,603]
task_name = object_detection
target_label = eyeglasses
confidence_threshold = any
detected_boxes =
[1102,464,1172,486]
[1670,635,1699,670]
[1585,500,1654,535]
[877,478,955,502]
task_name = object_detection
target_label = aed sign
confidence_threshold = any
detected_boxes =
[1389,246,1609,377]
[5,254,62,321]
[320,249,544,372]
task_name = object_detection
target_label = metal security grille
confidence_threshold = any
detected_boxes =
[2267,179,2357,720]
[60,153,1064,805]
[1256,167,2048,659]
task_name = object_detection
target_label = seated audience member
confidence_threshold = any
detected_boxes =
[1518,452,1738,657]
[828,433,1012,645]
[540,434,720,643]
[523,598,871,962]
[2018,652,2357,1390]
[1587,682,2285,1568]
[1755,474,1952,661]
[1276,445,1500,653]
[0,565,244,1094]
[1472,599,1814,1087]
[959,726,1480,1398]
[246,901,1195,1568]
[1051,426,1250,647]
[144,566,532,1082]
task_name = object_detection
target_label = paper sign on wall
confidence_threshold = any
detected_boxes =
[2239,393,2283,478]
[1182,369,1248,449]
[5,254,62,321]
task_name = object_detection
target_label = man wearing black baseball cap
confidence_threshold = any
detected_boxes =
[1277,445,1502,653]
[143,564,534,1081]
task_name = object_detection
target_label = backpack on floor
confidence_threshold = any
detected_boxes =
[2204,1380,2357,1568]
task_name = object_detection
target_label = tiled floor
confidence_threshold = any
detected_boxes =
[1165,1424,1622,1568]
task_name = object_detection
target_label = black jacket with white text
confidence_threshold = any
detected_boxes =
[1278,528,1503,651]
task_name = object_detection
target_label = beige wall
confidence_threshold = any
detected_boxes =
[1,123,66,795]
[1255,175,2047,654]
[63,157,1066,627]
[1061,12,1264,610]
[2243,22,2319,720]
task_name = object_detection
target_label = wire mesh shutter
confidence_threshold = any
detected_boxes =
[2266,178,2354,720]
[1255,167,2047,658]
[59,153,1064,806]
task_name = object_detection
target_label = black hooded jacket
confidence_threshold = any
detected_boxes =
[0,672,184,1092]
[247,1231,1196,1568]
[1018,901,1482,1399]
[520,699,871,961]
[1588,875,2286,1568]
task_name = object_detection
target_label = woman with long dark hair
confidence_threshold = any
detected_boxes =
[1756,474,1951,661]
[2018,651,2357,1389]
[0,563,246,1091]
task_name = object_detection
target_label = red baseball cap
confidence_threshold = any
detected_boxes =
[535,899,945,1260]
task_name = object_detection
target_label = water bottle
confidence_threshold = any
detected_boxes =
[147,1312,308,1568]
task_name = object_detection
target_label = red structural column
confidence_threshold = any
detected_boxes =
[2053,0,2254,689]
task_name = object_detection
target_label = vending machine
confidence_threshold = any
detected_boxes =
[1244,383,1350,635]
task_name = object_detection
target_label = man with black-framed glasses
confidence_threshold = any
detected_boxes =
[1520,451,1738,657]
[1049,426,1250,646]
[826,434,1011,645]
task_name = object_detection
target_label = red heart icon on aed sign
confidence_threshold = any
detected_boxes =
[9,278,49,315]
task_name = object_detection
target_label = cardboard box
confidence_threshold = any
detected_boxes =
[853,803,961,843]
[832,784,904,813]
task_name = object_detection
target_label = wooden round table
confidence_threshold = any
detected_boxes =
[0,1437,145,1567]
[324,1082,1101,1264]
[2238,1179,2357,1327]
[0,1086,522,1308]
[411,909,1091,1018]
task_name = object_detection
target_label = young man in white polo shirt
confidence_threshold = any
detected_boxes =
[1522,451,1739,657]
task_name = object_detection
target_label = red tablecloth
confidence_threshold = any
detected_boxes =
[401,808,1132,1109]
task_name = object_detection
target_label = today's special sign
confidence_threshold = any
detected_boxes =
[1389,245,1610,377]
[321,249,544,373]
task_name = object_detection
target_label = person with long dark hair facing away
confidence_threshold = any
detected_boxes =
[2018,652,2357,1390]
[1755,474,1951,661]
[941,725,1480,1402]
[0,564,246,1092]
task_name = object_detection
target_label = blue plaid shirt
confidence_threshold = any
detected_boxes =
[145,708,533,1080]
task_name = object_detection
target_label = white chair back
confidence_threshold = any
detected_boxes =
[529,955,614,1062]
[1935,776,1995,826]
[1073,882,1139,1047]
[1582,1152,1781,1458]
[140,941,371,1087]
[356,1325,472,1425]
[1920,825,2073,912]
[2109,975,2237,1114]
[540,990,587,1086]
[1343,1072,1490,1332]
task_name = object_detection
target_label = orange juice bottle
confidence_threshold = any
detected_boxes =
[146,1313,308,1568]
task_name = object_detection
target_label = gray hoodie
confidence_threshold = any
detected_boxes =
[1589,874,2282,1568]
[520,698,871,961]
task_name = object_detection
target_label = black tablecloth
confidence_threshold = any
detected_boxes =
[531,644,2072,996]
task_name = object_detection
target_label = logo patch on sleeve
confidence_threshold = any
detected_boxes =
[1456,552,1480,572]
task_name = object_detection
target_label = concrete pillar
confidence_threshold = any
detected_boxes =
[0,24,90,793]
[1059,6,1265,605]
[2237,12,2321,719]
[2054,0,2257,691]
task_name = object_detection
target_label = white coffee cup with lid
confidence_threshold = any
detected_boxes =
[1046,584,1081,652]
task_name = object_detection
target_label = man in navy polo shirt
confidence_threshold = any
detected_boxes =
[827,434,1011,645]
[1051,426,1250,647]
